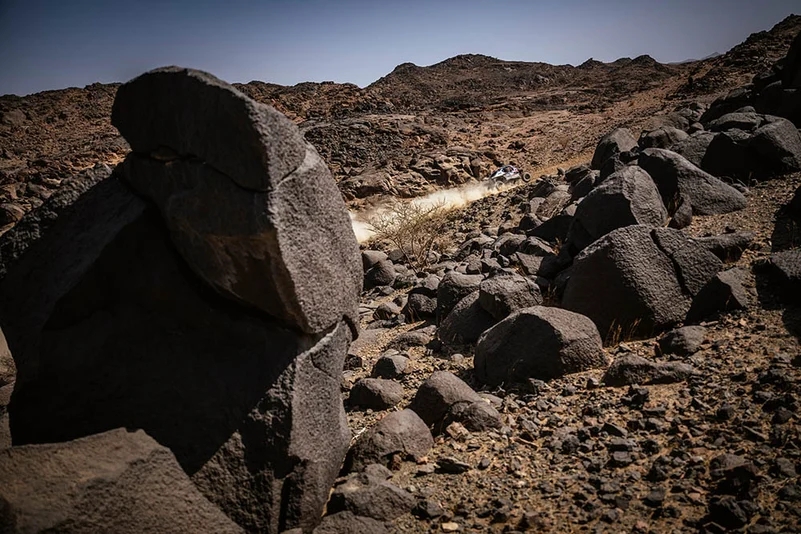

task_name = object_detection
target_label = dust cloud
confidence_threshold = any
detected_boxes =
[349,179,522,244]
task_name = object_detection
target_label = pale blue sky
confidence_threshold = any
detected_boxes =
[0,0,797,96]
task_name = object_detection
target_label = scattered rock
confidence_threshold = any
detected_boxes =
[638,148,747,215]
[328,473,415,521]
[436,272,483,322]
[0,428,243,533]
[438,291,496,345]
[562,225,722,340]
[313,511,388,534]
[687,268,750,321]
[475,306,608,385]
[478,272,542,321]
[659,326,707,356]
[349,378,404,410]
[346,410,434,472]
[592,128,638,169]
[372,353,410,379]
[603,355,694,387]
[365,260,397,289]
[566,166,668,253]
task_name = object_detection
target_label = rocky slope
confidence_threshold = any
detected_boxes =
[2,15,799,227]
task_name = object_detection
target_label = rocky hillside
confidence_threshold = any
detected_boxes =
[2,15,799,229]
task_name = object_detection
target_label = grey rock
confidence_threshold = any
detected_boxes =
[671,131,715,168]
[708,112,763,132]
[0,328,14,387]
[112,67,305,191]
[695,232,754,262]
[362,250,388,271]
[373,301,401,320]
[436,271,483,323]
[438,291,496,345]
[444,400,503,432]
[402,293,437,321]
[603,355,694,386]
[749,116,801,174]
[566,166,667,253]
[372,353,409,379]
[762,249,801,302]
[0,428,243,534]
[409,371,500,432]
[349,379,404,410]
[478,273,543,321]
[687,268,750,321]
[639,126,689,149]
[475,306,608,385]
[528,213,573,245]
[328,473,415,521]
[562,225,722,340]
[313,512,388,534]
[389,330,433,350]
[365,260,397,289]
[346,410,433,472]
[592,128,638,169]
[1,70,362,532]
[658,326,707,356]
[638,148,747,215]
[118,81,361,335]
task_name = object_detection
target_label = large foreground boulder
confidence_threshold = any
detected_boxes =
[475,306,608,385]
[114,67,361,335]
[562,225,722,339]
[0,68,362,533]
[0,428,242,533]
[638,148,746,215]
[566,166,667,253]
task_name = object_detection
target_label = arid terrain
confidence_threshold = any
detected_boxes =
[1,12,800,534]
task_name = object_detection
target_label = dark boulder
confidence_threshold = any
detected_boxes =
[0,68,361,533]
[436,272,483,322]
[327,473,415,521]
[687,268,750,322]
[748,117,801,175]
[603,355,694,386]
[658,326,707,356]
[475,306,608,385]
[639,126,689,149]
[365,260,397,289]
[562,225,722,340]
[115,68,361,334]
[409,371,501,432]
[0,428,243,533]
[478,272,543,321]
[638,148,746,215]
[695,232,754,262]
[345,410,433,472]
[591,128,638,169]
[313,512,388,534]
[438,291,496,345]
[759,250,801,303]
[349,379,404,410]
[566,166,667,253]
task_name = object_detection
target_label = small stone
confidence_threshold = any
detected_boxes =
[437,457,471,474]
[644,487,666,507]
[441,521,460,532]
[372,353,409,379]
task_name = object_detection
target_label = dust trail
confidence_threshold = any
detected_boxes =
[349,179,522,244]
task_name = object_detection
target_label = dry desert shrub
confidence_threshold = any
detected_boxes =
[367,199,448,273]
